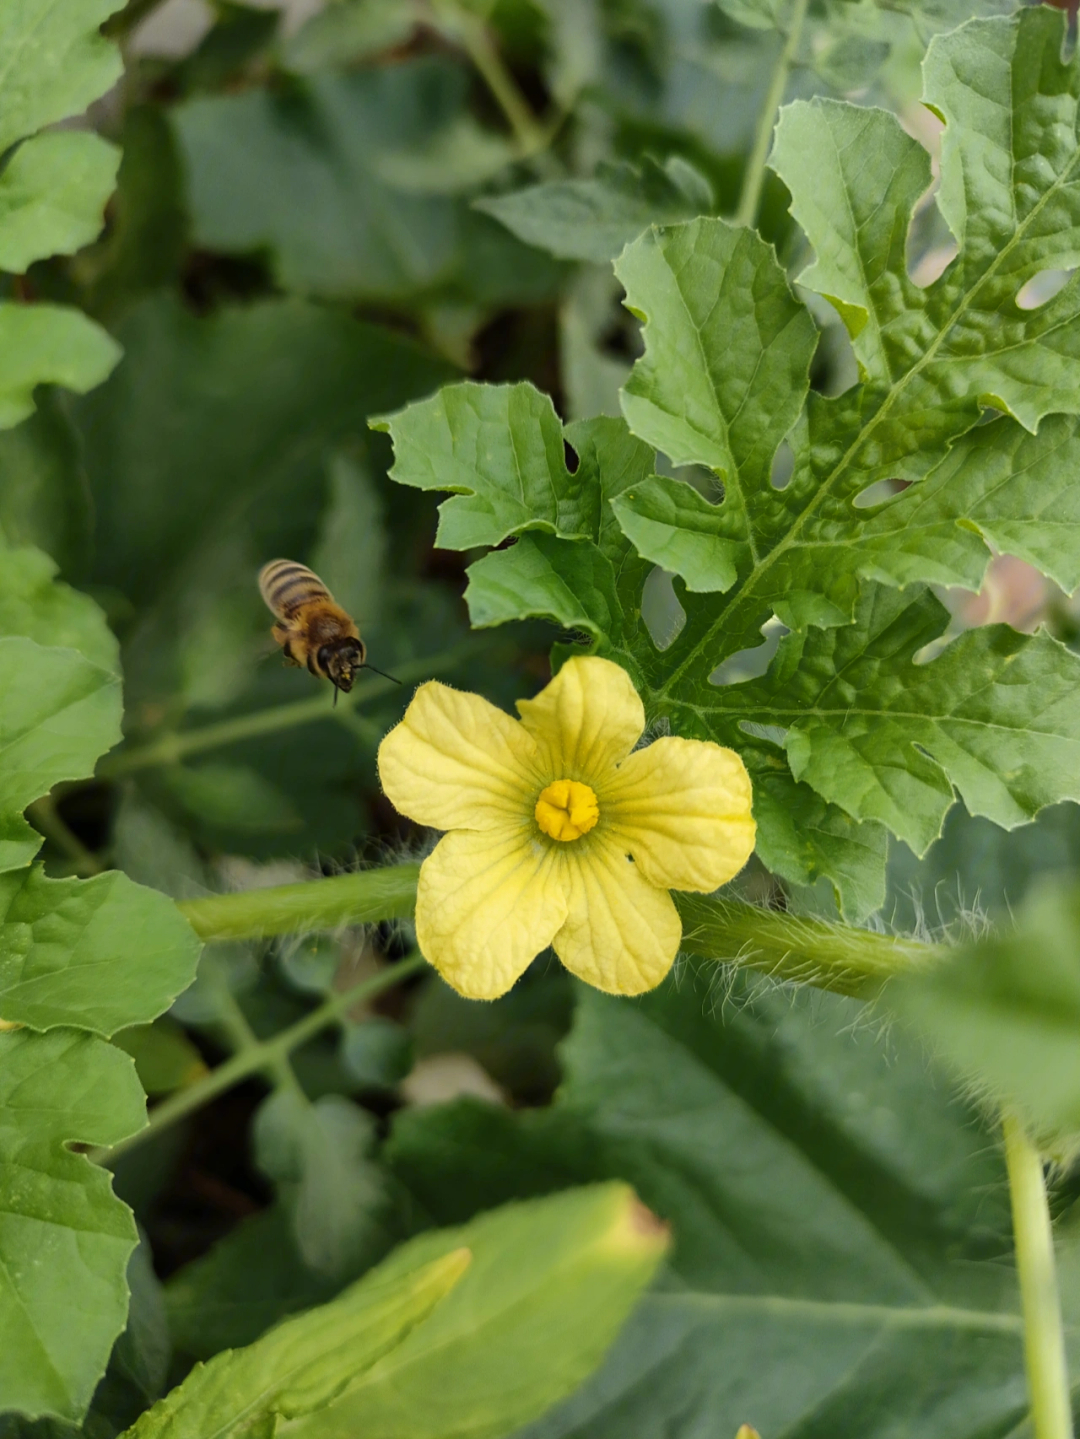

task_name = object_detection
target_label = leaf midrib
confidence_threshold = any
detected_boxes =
[655,1289,1024,1334]
[655,98,1080,701]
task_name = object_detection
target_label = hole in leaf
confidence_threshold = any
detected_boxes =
[909,241,958,287]
[912,633,955,666]
[641,567,685,650]
[906,175,957,289]
[853,477,908,509]
[771,441,794,490]
[709,615,789,686]
[1015,269,1073,311]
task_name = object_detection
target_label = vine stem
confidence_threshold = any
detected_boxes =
[430,0,551,159]
[734,0,811,228]
[95,952,427,1165]
[98,643,479,778]
[1002,1112,1074,1439]
[177,864,421,941]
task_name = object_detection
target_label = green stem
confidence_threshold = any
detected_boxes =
[177,864,421,941]
[675,892,937,999]
[431,0,551,158]
[734,0,811,228]
[97,952,427,1165]
[212,975,303,1096]
[26,796,105,877]
[99,644,477,778]
[1003,1112,1074,1439]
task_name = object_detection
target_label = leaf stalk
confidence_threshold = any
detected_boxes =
[96,952,427,1165]
[98,643,479,777]
[1002,1111,1074,1439]
[735,0,812,229]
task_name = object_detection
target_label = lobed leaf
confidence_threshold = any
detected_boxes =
[0,635,120,874]
[0,304,121,431]
[0,1029,145,1421]
[476,157,715,264]
[0,539,119,671]
[0,864,201,1035]
[718,586,1080,855]
[0,131,120,274]
[0,0,125,430]
[0,0,123,155]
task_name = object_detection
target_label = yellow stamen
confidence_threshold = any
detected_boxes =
[535,779,600,842]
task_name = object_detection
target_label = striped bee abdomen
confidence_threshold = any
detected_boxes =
[258,560,332,619]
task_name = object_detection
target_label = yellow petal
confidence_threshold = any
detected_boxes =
[378,681,540,831]
[516,656,644,778]
[553,834,681,995]
[605,736,755,892]
[416,826,567,999]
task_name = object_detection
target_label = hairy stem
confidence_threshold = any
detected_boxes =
[177,864,421,941]
[1003,1112,1074,1439]
[97,952,427,1165]
[735,0,811,228]
[675,892,937,999]
[99,644,478,777]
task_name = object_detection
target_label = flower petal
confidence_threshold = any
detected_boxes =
[516,656,644,778]
[416,827,567,999]
[379,681,540,831]
[553,835,681,995]
[605,736,755,892]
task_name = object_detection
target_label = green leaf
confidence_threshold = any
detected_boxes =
[893,880,1080,1146]
[77,292,451,608]
[284,1183,667,1439]
[476,157,715,263]
[112,1019,206,1097]
[0,539,118,671]
[123,1250,471,1439]
[0,304,120,431]
[164,1204,389,1361]
[0,864,200,1034]
[722,586,1080,855]
[0,132,120,273]
[0,0,123,154]
[0,635,120,874]
[172,58,560,305]
[254,1091,386,1276]
[375,381,580,550]
[390,968,1023,1437]
[0,394,92,575]
[0,1028,145,1421]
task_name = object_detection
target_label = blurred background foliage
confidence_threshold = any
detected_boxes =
[8,0,1080,1433]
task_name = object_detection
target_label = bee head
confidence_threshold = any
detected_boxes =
[319,637,365,694]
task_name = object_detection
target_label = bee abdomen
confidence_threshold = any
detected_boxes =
[258,560,331,618]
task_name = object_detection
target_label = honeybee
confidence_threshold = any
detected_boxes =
[258,560,399,703]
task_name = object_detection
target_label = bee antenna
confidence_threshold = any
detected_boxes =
[360,662,403,685]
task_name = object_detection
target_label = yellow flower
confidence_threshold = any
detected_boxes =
[378,656,755,1000]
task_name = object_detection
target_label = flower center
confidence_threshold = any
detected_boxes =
[534,779,599,842]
